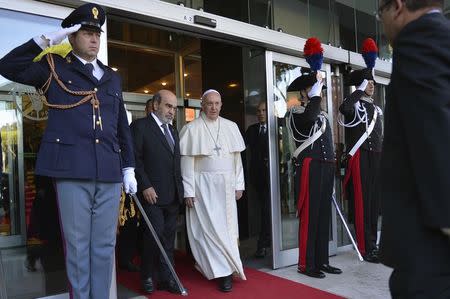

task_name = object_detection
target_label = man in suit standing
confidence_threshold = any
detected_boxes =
[377,0,450,297]
[131,90,184,294]
[245,102,271,258]
[0,3,136,298]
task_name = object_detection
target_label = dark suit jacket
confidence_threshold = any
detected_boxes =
[131,115,183,205]
[0,39,134,182]
[379,12,450,272]
[245,123,269,188]
[339,90,383,153]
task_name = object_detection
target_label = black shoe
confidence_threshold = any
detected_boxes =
[119,261,140,272]
[218,275,233,292]
[255,247,267,258]
[141,277,154,294]
[297,269,326,279]
[158,279,181,294]
[363,252,380,264]
[320,264,342,274]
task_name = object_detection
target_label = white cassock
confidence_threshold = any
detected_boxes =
[179,113,247,280]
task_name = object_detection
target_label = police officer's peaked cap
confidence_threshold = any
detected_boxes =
[61,3,105,32]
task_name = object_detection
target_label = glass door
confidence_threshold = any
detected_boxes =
[266,51,337,269]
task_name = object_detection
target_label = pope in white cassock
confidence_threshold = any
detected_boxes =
[179,89,246,293]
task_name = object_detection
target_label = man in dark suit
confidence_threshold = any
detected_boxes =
[245,102,271,258]
[0,3,136,298]
[378,0,450,297]
[131,90,184,294]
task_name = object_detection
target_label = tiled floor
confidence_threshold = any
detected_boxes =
[0,245,391,299]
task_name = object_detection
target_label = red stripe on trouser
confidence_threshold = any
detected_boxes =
[343,150,366,255]
[297,158,312,272]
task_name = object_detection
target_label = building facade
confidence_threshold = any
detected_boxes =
[0,0,448,297]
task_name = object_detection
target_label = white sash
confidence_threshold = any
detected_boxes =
[293,118,326,159]
[348,108,379,157]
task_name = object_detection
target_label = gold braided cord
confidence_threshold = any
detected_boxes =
[118,191,137,227]
[38,53,99,110]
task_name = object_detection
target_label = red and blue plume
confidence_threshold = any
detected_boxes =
[303,37,323,72]
[361,38,378,69]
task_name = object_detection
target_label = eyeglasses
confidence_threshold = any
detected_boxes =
[375,0,393,21]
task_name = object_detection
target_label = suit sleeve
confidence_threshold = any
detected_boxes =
[130,121,151,191]
[234,152,245,191]
[117,84,135,168]
[181,155,195,198]
[393,27,450,228]
[0,39,49,88]
[339,90,364,117]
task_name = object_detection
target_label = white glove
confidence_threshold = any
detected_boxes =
[273,99,287,118]
[357,79,369,92]
[442,228,450,238]
[122,167,137,194]
[307,80,324,98]
[43,24,81,46]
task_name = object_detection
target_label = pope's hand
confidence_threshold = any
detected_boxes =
[43,24,81,46]
[142,187,158,204]
[185,197,195,208]
[235,190,243,200]
[122,167,137,194]
[307,80,324,98]
[357,79,369,92]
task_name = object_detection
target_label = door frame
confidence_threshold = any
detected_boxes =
[265,51,337,269]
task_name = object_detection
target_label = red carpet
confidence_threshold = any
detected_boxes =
[117,254,344,299]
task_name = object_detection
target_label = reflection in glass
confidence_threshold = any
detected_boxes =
[0,101,20,237]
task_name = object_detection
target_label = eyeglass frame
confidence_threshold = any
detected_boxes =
[375,0,394,21]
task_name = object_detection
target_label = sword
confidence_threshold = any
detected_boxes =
[332,192,364,262]
[129,193,188,296]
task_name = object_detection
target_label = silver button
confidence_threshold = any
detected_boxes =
[95,139,99,144]
[68,80,72,84]
[56,138,60,142]
[94,88,98,92]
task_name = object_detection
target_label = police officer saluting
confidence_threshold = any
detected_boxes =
[288,38,342,279]
[339,38,383,263]
[0,3,137,298]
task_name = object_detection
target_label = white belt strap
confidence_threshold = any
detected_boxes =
[293,119,326,159]
[348,108,378,156]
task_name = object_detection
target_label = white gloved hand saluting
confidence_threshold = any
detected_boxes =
[42,24,82,47]
[307,79,324,98]
[357,79,369,92]
[122,167,137,194]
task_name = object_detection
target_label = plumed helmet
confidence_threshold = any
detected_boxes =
[287,37,327,92]
[344,38,378,86]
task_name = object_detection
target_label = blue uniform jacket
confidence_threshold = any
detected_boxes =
[0,39,135,182]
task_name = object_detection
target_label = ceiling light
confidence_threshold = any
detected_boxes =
[186,93,190,97]
[184,73,188,77]
[144,90,149,94]
[228,83,238,88]
[161,82,167,86]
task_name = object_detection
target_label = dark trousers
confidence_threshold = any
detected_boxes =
[296,160,334,271]
[141,198,179,282]
[348,149,381,254]
[389,269,450,299]
[256,184,271,250]
[117,215,139,266]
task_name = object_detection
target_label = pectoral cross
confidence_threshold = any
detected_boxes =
[213,145,222,155]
